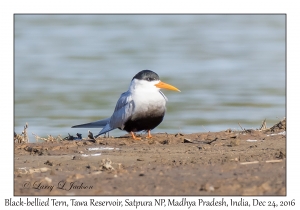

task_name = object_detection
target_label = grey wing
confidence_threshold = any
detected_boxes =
[97,91,134,135]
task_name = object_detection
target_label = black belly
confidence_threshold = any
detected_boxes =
[123,114,165,132]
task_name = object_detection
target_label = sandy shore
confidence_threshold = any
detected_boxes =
[14,119,286,196]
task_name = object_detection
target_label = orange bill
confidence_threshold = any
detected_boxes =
[155,81,181,92]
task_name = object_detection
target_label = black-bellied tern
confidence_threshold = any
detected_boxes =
[72,70,180,140]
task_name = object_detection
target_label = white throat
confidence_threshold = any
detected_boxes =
[129,79,168,101]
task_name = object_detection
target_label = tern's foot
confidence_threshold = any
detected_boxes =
[130,132,141,140]
[146,130,153,139]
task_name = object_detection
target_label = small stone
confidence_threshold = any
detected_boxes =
[160,139,169,144]
[148,139,155,145]
[29,167,50,174]
[91,171,102,175]
[206,134,216,141]
[72,155,82,160]
[66,173,85,182]
[44,177,52,184]
[200,183,215,192]
[229,134,238,138]
[100,158,114,170]
[183,138,193,143]
[277,151,286,159]
[225,129,232,133]
[44,160,53,166]
[230,139,240,146]
[119,141,127,146]
[40,167,50,173]
[197,146,205,150]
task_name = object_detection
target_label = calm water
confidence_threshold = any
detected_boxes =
[14,15,285,141]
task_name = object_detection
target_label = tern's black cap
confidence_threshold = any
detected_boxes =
[132,70,159,82]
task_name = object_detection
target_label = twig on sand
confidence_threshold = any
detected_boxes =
[259,119,267,130]
[32,133,62,143]
[265,159,283,163]
[14,122,29,143]
[32,133,48,142]
[240,159,283,165]
[238,122,245,131]
[57,135,63,141]
[14,132,23,143]
[240,161,259,165]
[22,123,29,143]
[269,117,286,132]
[207,137,218,145]
[32,133,41,142]
[88,130,95,140]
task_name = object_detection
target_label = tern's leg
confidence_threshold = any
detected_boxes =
[130,132,141,140]
[146,130,152,139]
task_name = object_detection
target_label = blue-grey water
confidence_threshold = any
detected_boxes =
[14,15,285,142]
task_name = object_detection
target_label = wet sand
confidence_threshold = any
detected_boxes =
[14,119,286,196]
